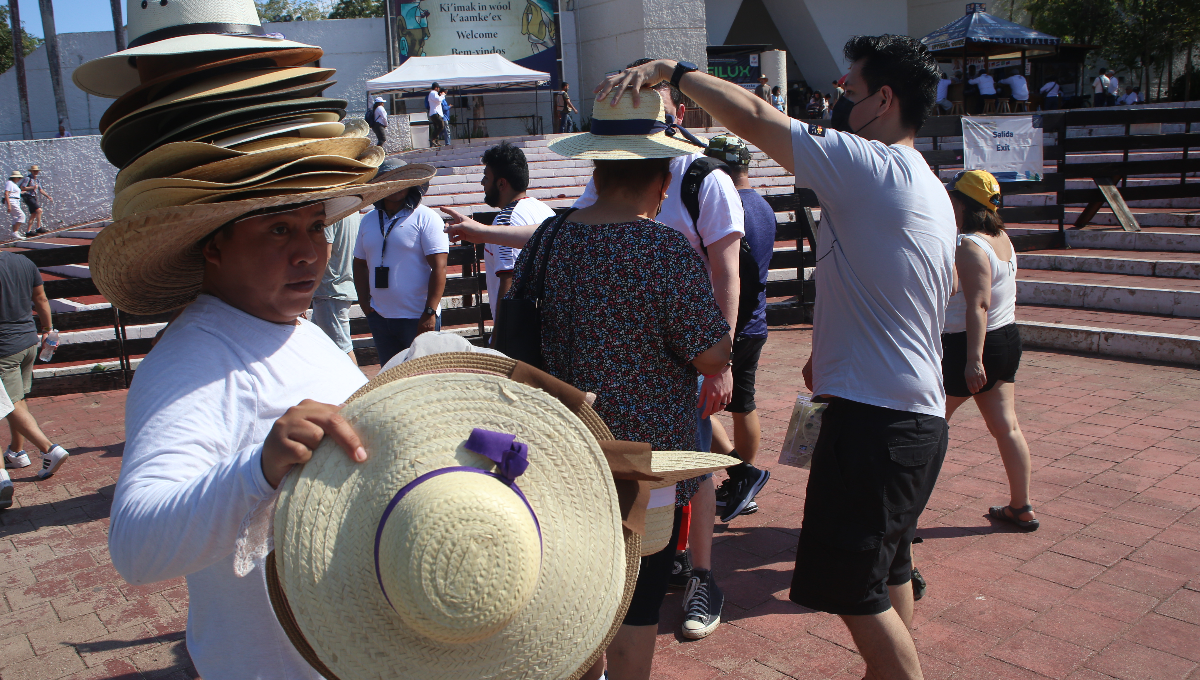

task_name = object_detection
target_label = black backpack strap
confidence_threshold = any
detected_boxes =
[680,156,729,252]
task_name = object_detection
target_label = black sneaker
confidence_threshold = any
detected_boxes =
[719,467,771,523]
[713,476,734,509]
[911,567,927,601]
[668,549,693,589]
[681,569,723,639]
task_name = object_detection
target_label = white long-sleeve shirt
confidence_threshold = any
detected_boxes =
[110,294,366,680]
[970,74,996,95]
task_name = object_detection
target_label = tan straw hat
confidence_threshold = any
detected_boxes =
[73,0,320,98]
[89,164,437,315]
[8,171,22,180]
[269,353,734,680]
[27,165,38,172]
[548,89,706,159]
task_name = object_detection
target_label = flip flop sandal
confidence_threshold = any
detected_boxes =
[989,504,1040,531]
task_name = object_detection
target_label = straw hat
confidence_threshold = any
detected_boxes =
[269,353,736,680]
[547,89,706,160]
[88,163,437,315]
[27,165,38,172]
[8,171,22,180]
[73,0,319,98]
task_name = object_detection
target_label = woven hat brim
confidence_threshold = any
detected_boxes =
[275,373,627,680]
[100,66,335,133]
[548,131,703,159]
[73,37,321,98]
[212,118,345,148]
[114,136,373,194]
[89,164,437,315]
[649,452,740,488]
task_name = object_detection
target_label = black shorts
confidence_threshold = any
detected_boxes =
[790,398,947,616]
[22,195,37,212]
[622,506,683,626]
[942,323,1021,398]
[726,334,766,414]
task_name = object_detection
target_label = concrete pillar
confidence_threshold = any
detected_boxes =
[572,0,708,121]
[761,49,786,110]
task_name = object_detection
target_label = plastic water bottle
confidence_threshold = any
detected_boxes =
[38,330,58,362]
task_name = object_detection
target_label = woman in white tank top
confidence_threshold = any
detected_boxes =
[942,171,1037,530]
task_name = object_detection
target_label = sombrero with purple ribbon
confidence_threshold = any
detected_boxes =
[547,88,706,159]
[270,366,632,680]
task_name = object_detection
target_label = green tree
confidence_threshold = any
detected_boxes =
[256,0,329,22]
[328,0,384,18]
[0,6,44,75]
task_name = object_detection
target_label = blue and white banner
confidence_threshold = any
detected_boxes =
[962,115,1044,182]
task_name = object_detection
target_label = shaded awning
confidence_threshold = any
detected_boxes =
[365,54,550,95]
[921,9,1061,56]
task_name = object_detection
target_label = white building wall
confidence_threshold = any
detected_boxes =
[704,0,742,45]
[0,136,116,228]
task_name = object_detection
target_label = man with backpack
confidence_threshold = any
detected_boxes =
[367,97,388,147]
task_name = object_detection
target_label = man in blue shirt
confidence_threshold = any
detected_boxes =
[704,135,774,522]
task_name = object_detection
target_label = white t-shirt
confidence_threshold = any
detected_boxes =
[1107,76,1120,95]
[936,77,952,101]
[427,90,445,117]
[484,196,554,321]
[1000,75,1029,101]
[354,204,450,319]
[970,74,996,95]
[110,294,367,680]
[573,152,744,267]
[1094,75,1109,93]
[790,120,956,416]
[1039,81,1061,97]
[944,234,1017,333]
[372,104,388,127]
[4,180,20,206]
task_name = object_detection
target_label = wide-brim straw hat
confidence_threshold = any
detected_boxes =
[269,352,736,680]
[99,66,336,134]
[548,89,706,160]
[8,171,22,180]
[27,165,37,172]
[89,164,437,315]
[73,0,319,98]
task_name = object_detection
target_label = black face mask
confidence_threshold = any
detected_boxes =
[829,90,881,136]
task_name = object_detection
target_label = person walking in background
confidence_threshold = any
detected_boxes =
[427,82,446,147]
[943,171,1037,530]
[770,86,785,113]
[478,142,553,328]
[557,82,580,133]
[20,166,51,236]
[311,208,365,365]
[353,159,448,364]
[1106,70,1120,106]
[440,91,453,146]
[0,249,69,481]
[5,172,27,240]
[368,97,389,147]
[999,68,1028,106]
[1093,69,1110,107]
[830,79,843,106]
[755,74,770,101]
[1039,76,1061,110]
[703,135,773,523]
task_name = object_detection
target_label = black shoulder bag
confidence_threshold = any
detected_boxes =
[493,208,577,368]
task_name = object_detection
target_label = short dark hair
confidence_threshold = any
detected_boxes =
[843,34,940,132]
[592,158,670,197]
[626,58,682,111]
[431,81,440,89]
[950,191,1005,236]
[481,141,530,193]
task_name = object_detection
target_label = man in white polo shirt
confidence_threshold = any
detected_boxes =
[427,83,446,147]
[353,159,449,365]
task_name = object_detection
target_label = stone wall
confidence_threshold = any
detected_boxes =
[0,135,116,228]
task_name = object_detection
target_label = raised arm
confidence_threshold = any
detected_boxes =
[595,59,795,173]
[442,206,537,248]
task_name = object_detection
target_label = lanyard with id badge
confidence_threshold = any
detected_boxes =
[374,208,411,288]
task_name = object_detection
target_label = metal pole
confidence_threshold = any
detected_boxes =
[8,0,32,139]
[38,0,70,134]
[109,0,125,51]
[383,0,395,113]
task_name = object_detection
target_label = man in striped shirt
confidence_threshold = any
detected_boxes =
[479,142,555,324]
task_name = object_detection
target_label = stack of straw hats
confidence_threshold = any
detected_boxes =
[74,0,436,315]
[270,351,737,680]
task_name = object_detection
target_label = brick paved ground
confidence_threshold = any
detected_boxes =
[2,326,1199,679]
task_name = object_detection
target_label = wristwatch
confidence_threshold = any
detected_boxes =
[422,306,437,317]
[670,61,698,90]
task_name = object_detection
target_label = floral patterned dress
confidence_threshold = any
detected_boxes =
[508,216,730,505]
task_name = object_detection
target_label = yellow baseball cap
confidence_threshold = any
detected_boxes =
[949,170,1001,212]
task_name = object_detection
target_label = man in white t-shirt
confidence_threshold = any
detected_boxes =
[598,34,955,680]
[1039,77,1061,110]
[1106,70,1120,106]
[426,83,446,147]
[935,73,956,112]
[478,141,554,324]
[999,70,1029,102]
[1093,70,1110,107]
[5,171,26,240]
[969,69,996,99]
[353,159,449,364]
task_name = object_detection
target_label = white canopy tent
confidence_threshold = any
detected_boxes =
[365,54,550,95]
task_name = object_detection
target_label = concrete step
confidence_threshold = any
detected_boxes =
[1020,249,1200,279]
[1017,305,1200,366]
[1042,228,1200,252]
[1065,206,1200,228]
[1017,270,1200,318]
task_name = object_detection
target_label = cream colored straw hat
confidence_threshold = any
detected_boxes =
[73,0,319,98]
[269,353,736,680]
[548,89,706,159]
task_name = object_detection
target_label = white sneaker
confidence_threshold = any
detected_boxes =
[10,231,24,241]
[0,469,12,509]
[4,448,30,469]
[37,445,69,479]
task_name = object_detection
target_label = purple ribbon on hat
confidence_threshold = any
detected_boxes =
[373,428,541,610]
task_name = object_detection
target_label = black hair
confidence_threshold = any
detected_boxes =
[481,141,530,193]
[771,86,781,95]
[431,81,440,89]
[950,190,1005,236]
[843,34,940,132]
[627,58,681,111]
[592,158,670,197]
